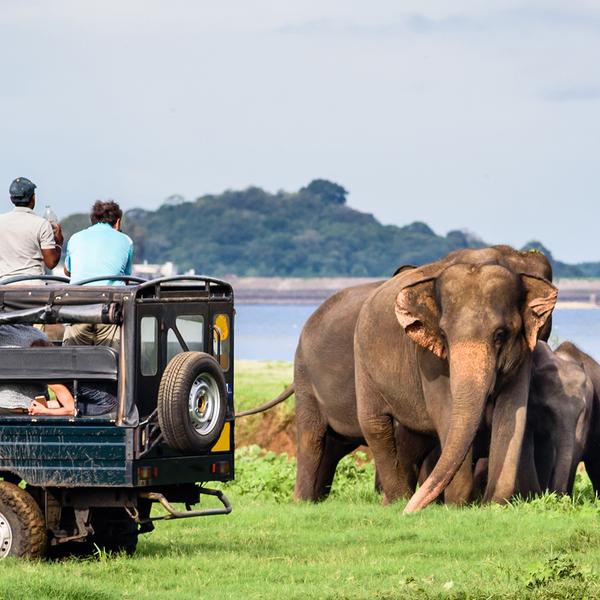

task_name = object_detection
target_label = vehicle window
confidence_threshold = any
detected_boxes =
[167,315,204,362]
[140,316,158,376]
[213,314,230,371]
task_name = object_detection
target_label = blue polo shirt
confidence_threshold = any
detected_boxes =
[65,223,133,285]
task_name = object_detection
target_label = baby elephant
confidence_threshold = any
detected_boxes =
[552,341,600,494]
[518,341,594,496]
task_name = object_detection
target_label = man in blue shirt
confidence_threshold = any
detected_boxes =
[63,200,133,348]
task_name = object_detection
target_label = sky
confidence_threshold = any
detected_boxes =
[0,1,598,263]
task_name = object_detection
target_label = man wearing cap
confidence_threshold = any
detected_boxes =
[0,177,63,282]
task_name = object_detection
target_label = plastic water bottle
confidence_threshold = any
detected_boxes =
[43,205,58,225]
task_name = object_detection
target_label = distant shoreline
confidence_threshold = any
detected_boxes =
[556,301,600,310]
[229,276,600,308]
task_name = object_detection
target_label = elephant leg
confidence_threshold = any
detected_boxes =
[417,446,449,504]
[433,419,474,505]
[360,415,430,503]
[518,428,543,497]
[395,423,437,493]
[484,355,531,503]
[443,447,474,505]
[584,432,600,494]
[294,389,329,502]
[427,407,474,504]
[472,458,489,499]
[361,414,410,503]
[313,432,359,500]
[355,368,404,503]
[550,439,578,495]
[549,415,584,494]
[418,446,440,487]
[584,445,600,495]
[374,468,382,493]
[356,364,435,503]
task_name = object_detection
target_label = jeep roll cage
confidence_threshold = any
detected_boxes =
[0,274,234,427]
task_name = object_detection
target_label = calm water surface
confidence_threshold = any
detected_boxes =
[235,305,600,362]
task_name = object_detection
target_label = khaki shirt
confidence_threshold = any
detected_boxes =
[0,207,55,281]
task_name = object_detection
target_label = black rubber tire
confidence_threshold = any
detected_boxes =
[158,352,227,453]
[0,481,47,559]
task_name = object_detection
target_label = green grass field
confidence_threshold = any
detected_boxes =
[2,361,600,599]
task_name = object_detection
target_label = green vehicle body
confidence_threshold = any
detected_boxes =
[0,275,234,556]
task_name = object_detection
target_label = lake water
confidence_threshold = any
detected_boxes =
[235,305,600,362]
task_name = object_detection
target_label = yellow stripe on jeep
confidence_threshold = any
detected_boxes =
[211,422,231,452]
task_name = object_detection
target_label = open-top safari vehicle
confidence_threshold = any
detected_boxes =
[0,274,234,558]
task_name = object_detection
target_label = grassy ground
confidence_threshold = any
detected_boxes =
[2,487,600,599]
[235,359,294,415]
[2,361,600,599]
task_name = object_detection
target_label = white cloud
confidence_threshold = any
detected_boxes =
[0,1,599,262]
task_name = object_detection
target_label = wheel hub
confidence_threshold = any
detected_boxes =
[189,373,220,436]
[0,510,13,559]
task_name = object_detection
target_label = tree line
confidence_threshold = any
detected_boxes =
[60,180,596,278]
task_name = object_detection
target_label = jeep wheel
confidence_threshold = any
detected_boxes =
[0,481,47,559]
[158,352,227,453]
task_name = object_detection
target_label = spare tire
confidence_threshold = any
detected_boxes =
[158,352,227,453]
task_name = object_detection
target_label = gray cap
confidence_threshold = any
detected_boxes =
[9,177,36,203]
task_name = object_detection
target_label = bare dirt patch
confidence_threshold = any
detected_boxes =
[236,410,297,455]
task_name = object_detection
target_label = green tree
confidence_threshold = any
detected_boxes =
[301,179,348,204]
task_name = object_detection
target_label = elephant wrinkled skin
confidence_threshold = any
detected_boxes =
[552,342,600,494]
[517,342,593,496]
[293,246,556,512]
[419,341,593,502]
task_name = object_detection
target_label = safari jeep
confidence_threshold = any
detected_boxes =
[0,275,234,558]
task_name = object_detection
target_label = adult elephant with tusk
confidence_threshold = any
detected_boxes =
[293,246,556,512]
[355,250,557,512]
[417,341,594,503]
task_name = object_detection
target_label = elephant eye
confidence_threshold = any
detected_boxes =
[494,328,509,346]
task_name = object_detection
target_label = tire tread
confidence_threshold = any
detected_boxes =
[0,481,46,558]
[157,352,226,453]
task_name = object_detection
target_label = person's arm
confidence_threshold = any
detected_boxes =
[124,242,133,275]
[40,221,64,269]
[63,239,71,277]
[29,384,74,416]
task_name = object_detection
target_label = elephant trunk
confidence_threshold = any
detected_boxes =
[404,341,495,514]
[550,438,578,494]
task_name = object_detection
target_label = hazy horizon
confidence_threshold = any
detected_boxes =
[1,1,598,263]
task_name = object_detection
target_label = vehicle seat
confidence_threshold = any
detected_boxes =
[0,346,119,382]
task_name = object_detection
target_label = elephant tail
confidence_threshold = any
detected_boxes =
[235,384,295,418]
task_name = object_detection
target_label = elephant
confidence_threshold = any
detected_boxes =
[516,341,593,496]
[552,341,600,493]
[293,245,556,512]
[420,341,593,502]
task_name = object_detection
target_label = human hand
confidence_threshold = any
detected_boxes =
[52,223,64,246]
[28,400,48,415]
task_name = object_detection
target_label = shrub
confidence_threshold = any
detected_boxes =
[525,554,589,588]
[223,446,378,503]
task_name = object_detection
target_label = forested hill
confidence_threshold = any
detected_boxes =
[60,179,598,278]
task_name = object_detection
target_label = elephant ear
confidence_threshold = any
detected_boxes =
[521,274,558,352]
[394,264,447,359]
[392,264,416,277]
